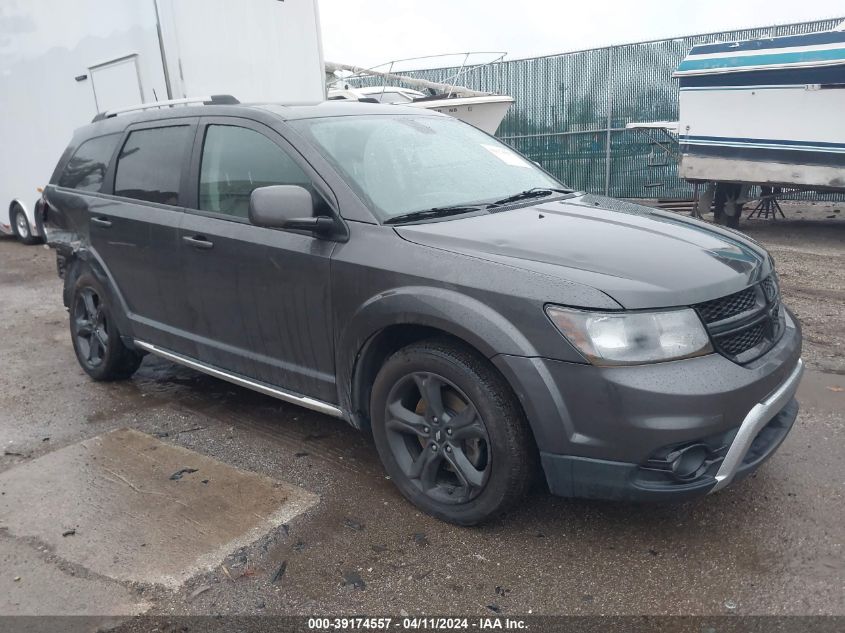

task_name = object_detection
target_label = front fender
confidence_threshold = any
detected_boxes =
[354,285,538,356]
[336,285,539,420]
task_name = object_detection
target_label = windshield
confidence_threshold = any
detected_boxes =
[290,115,564,221]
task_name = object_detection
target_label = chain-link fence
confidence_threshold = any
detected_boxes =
[348,17,844,200]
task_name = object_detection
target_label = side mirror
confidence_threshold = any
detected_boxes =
[248,185,334,236]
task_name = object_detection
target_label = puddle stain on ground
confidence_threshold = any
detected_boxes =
[0,428,318,588]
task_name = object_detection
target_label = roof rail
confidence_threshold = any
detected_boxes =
[91,95,240,123]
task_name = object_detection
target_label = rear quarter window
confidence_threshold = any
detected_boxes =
[57,134,121,192]
[114,126,192,205]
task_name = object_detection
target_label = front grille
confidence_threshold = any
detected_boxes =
[694,275,785,364]
[696,286,757,323]
[760,275,779,302]
[717,322,766,356]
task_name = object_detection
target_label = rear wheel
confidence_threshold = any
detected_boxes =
[70,271,142,381]
[11,204,39,245]
[370,338,536,525]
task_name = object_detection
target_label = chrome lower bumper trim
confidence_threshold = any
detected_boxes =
[710,358,804,492]
[134,340,344,419]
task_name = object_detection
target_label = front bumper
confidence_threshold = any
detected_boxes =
[540,370,800,501]
[493,307,803,501]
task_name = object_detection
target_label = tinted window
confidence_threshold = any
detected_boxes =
[114,126,191,205]
[58,134,120,192]
[199,125,310,218]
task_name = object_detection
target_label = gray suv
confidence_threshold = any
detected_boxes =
[43,98,803,524]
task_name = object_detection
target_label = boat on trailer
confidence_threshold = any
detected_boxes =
[326,54,514,135]
[674,24,845,192]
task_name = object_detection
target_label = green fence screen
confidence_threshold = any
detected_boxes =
[351,17,844,199]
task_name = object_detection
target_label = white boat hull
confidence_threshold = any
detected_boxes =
[675,29,845,190]
[410,96,514,134]
[678,85,845,189]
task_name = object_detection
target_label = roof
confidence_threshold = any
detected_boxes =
[76,99,444,140]
[257,100,432,119]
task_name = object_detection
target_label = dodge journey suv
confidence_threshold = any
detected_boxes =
[43,97,803,524]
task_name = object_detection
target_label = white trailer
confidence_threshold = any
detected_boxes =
[673,25,845,227]
[0,0,325,243]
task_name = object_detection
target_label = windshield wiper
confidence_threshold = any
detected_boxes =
[489,187,574,207]
[383,188,574,224]
[383,204,487,225]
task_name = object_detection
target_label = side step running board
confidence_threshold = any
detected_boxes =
[134,340,344,419]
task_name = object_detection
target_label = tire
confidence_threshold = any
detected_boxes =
[713,184,727,223]
[11,204,39,245]
[370,338,537,525]
[69,270,142,381]
[722,202,742,229]
[714,183,742,229]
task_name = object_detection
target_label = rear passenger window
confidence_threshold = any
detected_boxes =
[114,126,191,205]
[199,125,311,218]
[58,134,120,192]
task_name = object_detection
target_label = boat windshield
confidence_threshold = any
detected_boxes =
[364,91,415,103]
[290,115,563,222]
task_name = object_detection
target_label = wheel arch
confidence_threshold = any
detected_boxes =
[10,198,45,235]
[61,250,134,342]
[348,323,446,432]
[9,198,28,218]
[338,286,539,434]
[9,199,28,233]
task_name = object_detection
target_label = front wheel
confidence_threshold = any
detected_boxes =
[70,271,143,381]
[370,338,537,525]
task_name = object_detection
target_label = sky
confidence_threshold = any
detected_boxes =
[318,0,844,69]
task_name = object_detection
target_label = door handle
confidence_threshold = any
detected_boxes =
[91,216,112,228]
[182,235,214,250]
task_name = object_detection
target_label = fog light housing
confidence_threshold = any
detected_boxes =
[668,444,710,481]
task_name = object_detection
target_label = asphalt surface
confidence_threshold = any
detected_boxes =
[0,211,843,619]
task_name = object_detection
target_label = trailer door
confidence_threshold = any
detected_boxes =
[90,55,144,114]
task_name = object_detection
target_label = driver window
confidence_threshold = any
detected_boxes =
[199,125,311,219]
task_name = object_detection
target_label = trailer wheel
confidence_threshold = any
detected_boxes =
[713,184,727,224]
[11,203,40,245]
[714,183,743,229]
[723,204,741,229]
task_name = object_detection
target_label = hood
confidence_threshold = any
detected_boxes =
[395,194,771,309]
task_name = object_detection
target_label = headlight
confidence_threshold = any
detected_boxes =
[545,306,713,366]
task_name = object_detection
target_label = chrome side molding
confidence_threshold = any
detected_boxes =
[134,340,344,419]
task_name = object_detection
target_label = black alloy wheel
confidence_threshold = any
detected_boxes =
[371,338,536,525]
[73,286,109,369]
[69,270,143,381]
[383,371,491,504]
